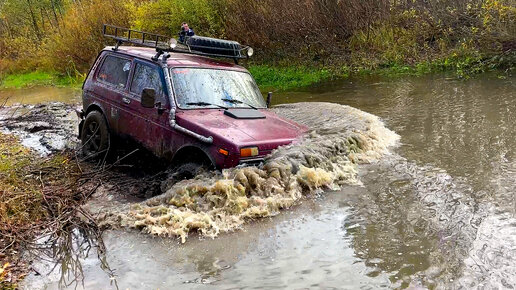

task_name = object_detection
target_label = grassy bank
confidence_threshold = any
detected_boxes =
[0,71,85,89]
[249,50,514,91]
[1,49,513,92]
[248,65,338,91]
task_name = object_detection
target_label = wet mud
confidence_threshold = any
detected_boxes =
[0,102,79,155]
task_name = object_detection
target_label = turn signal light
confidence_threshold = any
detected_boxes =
[218,148,229,156]
[240,147,259,157]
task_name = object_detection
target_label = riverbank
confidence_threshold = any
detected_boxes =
[2,51,513,92]
[0,133,86,288]
[252,49,515,91]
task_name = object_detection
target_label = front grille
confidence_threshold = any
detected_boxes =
[238,157,265,166]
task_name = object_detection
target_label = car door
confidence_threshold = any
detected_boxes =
[93,53,133,134]
[121,59,171,155]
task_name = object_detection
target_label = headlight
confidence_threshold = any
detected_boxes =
[240,147,259,157]
[169,38,178,49]
[246,47,254,57]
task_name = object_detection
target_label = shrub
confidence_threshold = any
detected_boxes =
[40,0,131,74]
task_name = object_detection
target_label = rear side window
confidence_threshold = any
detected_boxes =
[97,55,131,89]
[130,63,165,102]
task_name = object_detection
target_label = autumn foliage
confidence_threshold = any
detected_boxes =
[0,0,514,76]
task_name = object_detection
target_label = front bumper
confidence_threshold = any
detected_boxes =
[238,157,265,166]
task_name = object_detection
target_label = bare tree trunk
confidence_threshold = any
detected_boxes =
[50,0,60,25]
[26,0,42,40]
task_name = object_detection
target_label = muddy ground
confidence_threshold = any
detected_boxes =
[0,102,175,199]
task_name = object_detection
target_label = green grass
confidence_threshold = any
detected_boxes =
[0,71,84,89]
[249,65,341,91]
[248,50,514,91]
[353,52,515,79]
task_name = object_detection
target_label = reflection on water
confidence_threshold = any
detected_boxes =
[21,74,515,289]
[0,86,80,106]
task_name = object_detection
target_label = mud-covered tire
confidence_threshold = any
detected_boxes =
[174,162,207,180]
[160,162,207,192]
[81,111,110,159]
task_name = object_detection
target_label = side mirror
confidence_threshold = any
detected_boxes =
[141,88,156,108]
[266,92,272,108]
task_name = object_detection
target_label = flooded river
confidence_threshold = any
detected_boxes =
[16,74,516,289]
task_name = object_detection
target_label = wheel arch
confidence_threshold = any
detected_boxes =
[85,103,105,116]
[80,104,111,141]
[172,145,215,169]
[83,103,110,129]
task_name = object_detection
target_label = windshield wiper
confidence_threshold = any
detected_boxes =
[221,98,257,110]
[186,102,228,110]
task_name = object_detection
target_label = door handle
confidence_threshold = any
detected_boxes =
[122,97,131,104]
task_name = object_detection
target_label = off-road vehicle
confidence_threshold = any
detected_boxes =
[78,25,307,175]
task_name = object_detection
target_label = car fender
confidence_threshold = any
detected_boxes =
[84,102,111,128]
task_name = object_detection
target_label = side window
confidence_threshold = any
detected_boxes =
[97,55,131,89]
[130,63,165,102]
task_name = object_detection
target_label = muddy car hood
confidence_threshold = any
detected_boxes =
[175,109,308,150]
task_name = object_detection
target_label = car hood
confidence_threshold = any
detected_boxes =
[175,109,308,150]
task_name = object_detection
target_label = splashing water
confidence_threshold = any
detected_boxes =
[98,102,400,242]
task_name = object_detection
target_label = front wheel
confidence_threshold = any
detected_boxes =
[175,162,207,180]
[160,162,208,193]
[81,111,110,159]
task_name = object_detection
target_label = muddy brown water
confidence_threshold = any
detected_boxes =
[15,74,516,289]
[0,86,80,106]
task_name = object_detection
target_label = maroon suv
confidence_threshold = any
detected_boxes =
[79,26,307,174]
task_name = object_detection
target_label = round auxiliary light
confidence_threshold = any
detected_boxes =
[169,38,178,49]
[247,47,254,57]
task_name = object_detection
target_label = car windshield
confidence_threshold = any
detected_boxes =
[170,68,266,109]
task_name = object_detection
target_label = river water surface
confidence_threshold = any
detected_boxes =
[16,74,515,289]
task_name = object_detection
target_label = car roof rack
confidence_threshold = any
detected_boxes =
[103,24,253,64]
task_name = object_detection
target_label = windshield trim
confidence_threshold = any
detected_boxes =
[168,67,266,110]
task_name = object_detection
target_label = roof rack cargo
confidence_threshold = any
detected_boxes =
[102,24,253,63]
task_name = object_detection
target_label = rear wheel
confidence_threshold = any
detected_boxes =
[81,111,110,159]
